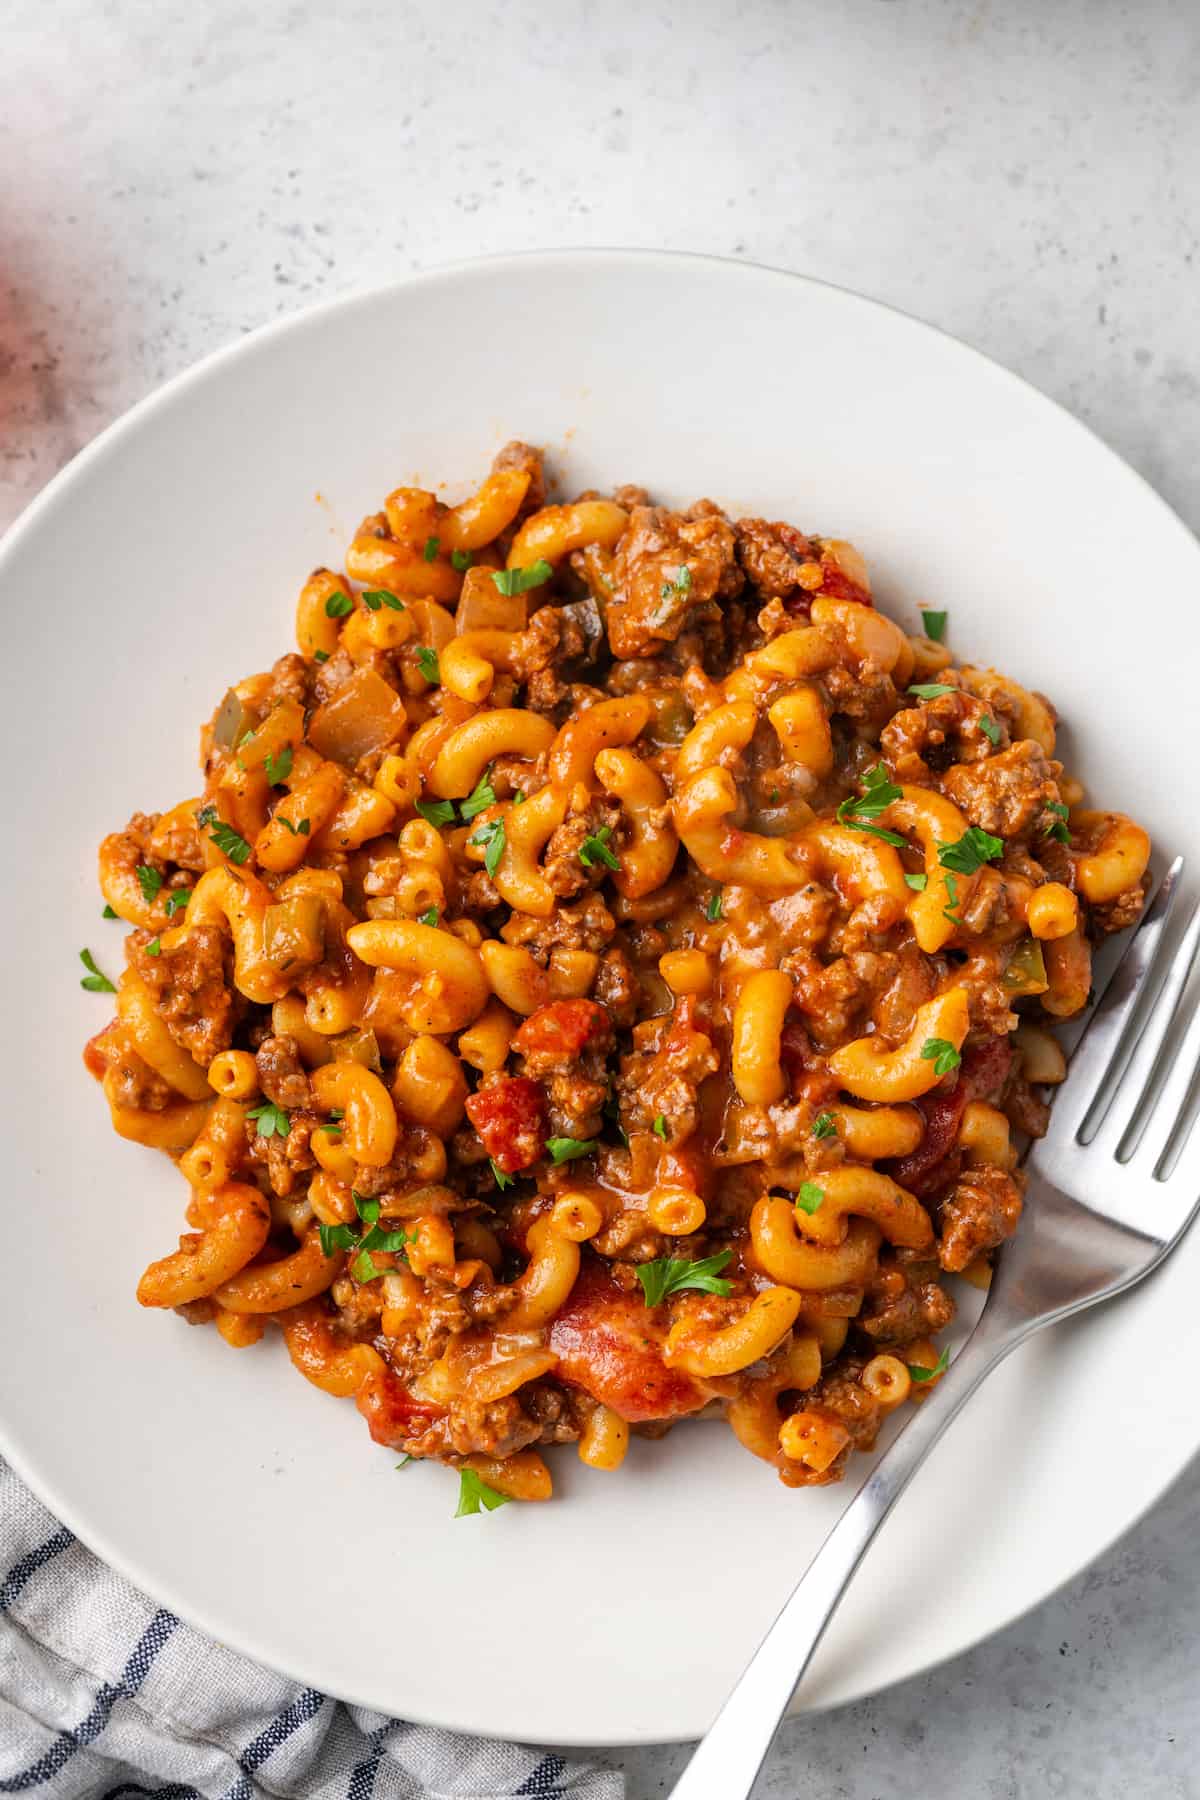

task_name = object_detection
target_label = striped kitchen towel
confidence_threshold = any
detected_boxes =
[0,1461,621,1799]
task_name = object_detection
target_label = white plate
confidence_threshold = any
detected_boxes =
[1,251,1197,1747]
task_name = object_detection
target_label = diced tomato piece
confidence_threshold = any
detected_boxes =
[355,1364,444,1447]
[548,1258,709,1423]
[884,1037,1015,1199]
[819,555,872,606]
[961,1036,1014,1106]
[512,999,611,1065]
[780,1012,842,1109]
[82,1025,117,1080]
[465,1076,547,1173]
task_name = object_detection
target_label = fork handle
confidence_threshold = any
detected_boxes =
[669,1305,1022,1800]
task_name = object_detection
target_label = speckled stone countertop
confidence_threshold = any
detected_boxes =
[4,1,1199,1793]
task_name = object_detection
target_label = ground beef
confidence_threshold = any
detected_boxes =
[942,741,1060,839]
[513,999,613,1074]
[501,893,617,959]
[734,518,820,602]
[247,1108,320,1196]
[102,1042,175,1112]
[858,1253,956,1347]
[593,945,641,1026]
[444,1395,546,1460]
[491,438,546,516]
[605,505,741,659]
[617,1000,720,1141]
[261,651,311,712]
[1005,1072,1052,1139]
[128,924,236,1065]
[254,1035,312,1110]
[1089,874,1149,938]
[542,798,621,899]
[937,1165,1024,1272]
[820,663,897,730]
[879,689,995,783]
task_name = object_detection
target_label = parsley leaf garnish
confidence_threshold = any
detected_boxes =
[653,1114,668,1140]
[908,1346,950,1383]
[79,948,116,994]
[455,1466,512,1517]
[102,903,118,919]
[451,549,474,572]
[352,1248,380,1282]
[136,864,163,905]
[810,1111,837,1140]
[418,906,439,928]
[796,1181,825,1215]
[264,746,293,785]
[659,564,693,603]
[1043,800,1071,845]
[247,1100,290,1138]
[637,1249,733,1306]
[706,891,723,922]
[278,815,311,837]
[491,559,553,597]
[920,1038,962,1077]
[904,872,928,891]
[195,804,217,828]
[423,536,439,563]
[415,797,457,829]
[362,588,405,612]
[415,646,440,685]
[489,1159,514,1191]
[395,1454,415,1469]
[353,1191,381,1225]
[144,936,162,956]
[324,589,353,618]
[469,816,506,878]
[545,1136,598,1165]
[317,1223,358,1255]
[208,820,252,865]
[907,683,956,700]
[579,825,620,871]
[837,765,903,846]
[314,649,330,663]
[937,827,1005,876]
[921,610,948,643]
[979,715,1001,747]
[460,767,496,821]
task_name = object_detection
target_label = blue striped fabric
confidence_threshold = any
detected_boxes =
[0,1462,620,1800]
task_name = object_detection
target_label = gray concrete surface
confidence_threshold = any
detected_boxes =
[4,2,1199,1793]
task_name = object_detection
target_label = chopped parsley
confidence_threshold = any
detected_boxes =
[920,1037,962,1078]
[1043,800,1071,845]
[491,559,553,597]
[796,1181,825,1215]
[136,864,163,905]
[942,869,960,925]
[314,650,330,663]
[979,715,1002,747]
[907,683,956,700]
[637,1249,733,1307]
[489,1159,515,1191]
[418,906,439,928]
[324,589,353,618]
[317,1205,412,1273]
[395,1454,415,1469]
[316,1223,357,1255]
[908,1346,950,1383]
[247,1100,290,1139]
[653,1114,668,1140]
[469,816,506,878]
[451,549,474,572]
[836,765,904,846]
[195,804,217,828]
[102,903,118,919]
[415,797,457,829]
[415,645,440,685]
[904,872,928,892]
[264,746,293,785]
[460,767,497,821]
[937,827,1005,876]
[351,1248,380,1283]
[455,1466,512,1517]
[208,820,252,865]
[423,536,440,563]
[362,588,405,612]
[144,936,162,957]
[164,889,191,917]
[579,825,620,872]
[545,1135,598,1165]
[706,890,723,922]
[277,815,311,837]
[810,1111,837,1140]
[921,609,948,643]
[659,564,693,603]
[79,948,116,994]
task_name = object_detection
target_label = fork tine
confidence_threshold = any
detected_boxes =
[1084,894,1200,1161]
[1121,904,1200,1174]
[1048,856,1183,1144]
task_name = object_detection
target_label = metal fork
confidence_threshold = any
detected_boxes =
[671,856,1200,1800]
